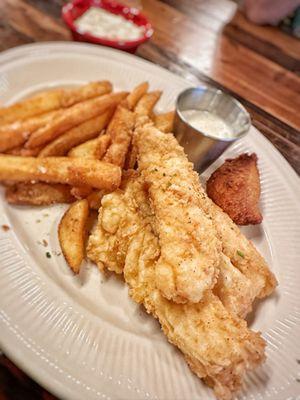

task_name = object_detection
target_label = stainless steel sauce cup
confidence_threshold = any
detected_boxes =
[174,87,251,172]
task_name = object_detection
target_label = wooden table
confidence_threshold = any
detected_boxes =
[0,0,299,398]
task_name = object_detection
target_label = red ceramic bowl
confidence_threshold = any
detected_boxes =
[62,0,153,53]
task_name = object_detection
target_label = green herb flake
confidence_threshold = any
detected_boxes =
[46,252,51,259]
[237,250,245,258]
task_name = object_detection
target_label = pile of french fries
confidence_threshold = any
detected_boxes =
[0,81,175,273]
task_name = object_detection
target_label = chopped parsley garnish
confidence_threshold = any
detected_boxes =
[237,250,245,258]
[46,252,51,258]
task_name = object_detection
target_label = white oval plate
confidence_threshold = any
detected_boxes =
[0,43,300,400]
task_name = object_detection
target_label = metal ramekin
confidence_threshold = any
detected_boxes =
[174,87,251,172]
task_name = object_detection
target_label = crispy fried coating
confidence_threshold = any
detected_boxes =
[87,175,266,400]
[207,154,262,225]
[154,111,175,133]
[201,195,277,299]
[214,253,254,317]
[135,124,221,304]
[87,170,255,317]
[135,127,277,302]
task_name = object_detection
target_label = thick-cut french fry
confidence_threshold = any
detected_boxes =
[1,180,15,187]
[134,91,162,117]
[121,82,149,111]
[68,134,111,159]
[123,93,161,169]
[39,112,113,157]
[6,183,75,205]
[154,111,175,133]
[69,105,135,202]
[58,199,89,273]
[5,146,23,155]
[0,81,112,125]
[103,142,132,167]
[20,147,45,157]
[103,107,135,167]
[106,106,135,140]
[124,142,138,170]
[71,185,94,199]
[26,92,128,149]
[69,134,111,200]
[0,155,121,190]
[0,110,61,152]
[102,85,148,168]
[6,146,44,156]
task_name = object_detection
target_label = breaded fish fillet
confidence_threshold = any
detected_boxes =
[88,171,254,318]
[87,175,266,400]
[215,253,255,317]
[135,124,221,304]
[135,124,277,301]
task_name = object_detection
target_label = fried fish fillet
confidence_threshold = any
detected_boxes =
[135,123,221,304]
[214,253,254,317]
[87,174,266,400]
[88,171,254,317]
[135,123,277,302]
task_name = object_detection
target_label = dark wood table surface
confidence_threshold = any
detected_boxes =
[0,0,299,399]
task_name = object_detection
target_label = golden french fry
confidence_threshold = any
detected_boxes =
[38,112,113,157]
[6,182,75,205]
[0,155,121,190]
[20,146,45,157]
[103,142,131,168]
[134,91,162,117]
[0,81,112,125]
[58,199,89,273]
[122,82,149,110]
[0,110,61,152]
[56,81,112,107]
[92,104,136,215]
[5,146,44,156]
[103,107,135,167]
[124,143,138,170]
[0,180,15,187]
[123,93,161,169]
[5,146,23,155]
[106,106,135,140]
[154,111,175,133]
[69,134,111,200]
[71,185,94,199]
[68,134,111,159]
[26,92,128,149]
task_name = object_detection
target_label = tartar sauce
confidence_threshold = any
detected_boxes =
[182,110,233,139]
[75,7,145,41]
